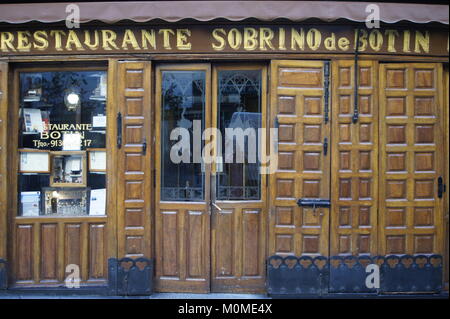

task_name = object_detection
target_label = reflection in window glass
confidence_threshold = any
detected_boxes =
[18,70,107,216]
[161,71,205,201]
[217,70,261,200]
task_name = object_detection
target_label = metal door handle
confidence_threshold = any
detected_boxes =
[438,176,446,198]
[323,137,328,156]
[212,202,222,212]
[117,112,122,149]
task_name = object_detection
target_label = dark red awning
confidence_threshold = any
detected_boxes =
[0,1,448,25]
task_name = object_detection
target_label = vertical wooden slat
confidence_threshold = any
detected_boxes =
[40,224,57,282]
[15,224,33,282]
[0,62,7,262]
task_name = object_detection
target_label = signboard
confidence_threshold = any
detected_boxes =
[0,25,448,56]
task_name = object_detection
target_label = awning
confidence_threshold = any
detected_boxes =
[0,1,448,25]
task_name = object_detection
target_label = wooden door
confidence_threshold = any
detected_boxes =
[116,61,152,259]
[154,64,211,293]
[379,63,445,256]
[269,60,331,257]
[331,60,379,256]
[211,65,267,293]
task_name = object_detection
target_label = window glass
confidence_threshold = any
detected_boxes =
[18,70,107,216]
[217,70,261,200]
[161,71,205,201]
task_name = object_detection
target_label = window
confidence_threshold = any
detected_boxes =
[161,70,206,201]
[217,70,262,200]
[18,70,107,216]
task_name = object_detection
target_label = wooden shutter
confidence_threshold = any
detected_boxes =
[380,63,444,256]
[0,62,7,262]
[116,61,152,259]
[269,60,331,257]
[331,60,379,256]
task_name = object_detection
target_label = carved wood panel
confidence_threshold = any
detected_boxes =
[331,60,379,256]
[116,61,152,259]
[269,60,331,257]
[380,63,444,256]
[12,220,108,285]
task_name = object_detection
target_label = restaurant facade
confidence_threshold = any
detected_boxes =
[0,1,448,296]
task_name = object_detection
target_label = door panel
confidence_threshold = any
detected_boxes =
[331,60,379,256]
[211,65,267,293]
[269,60,330,257]
[379,63,444,256]
[155,64,211,293]
[116,61,152,259]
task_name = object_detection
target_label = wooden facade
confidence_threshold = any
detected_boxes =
[0,19,448,295]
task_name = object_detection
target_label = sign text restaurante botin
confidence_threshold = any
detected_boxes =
[0,26,448,56]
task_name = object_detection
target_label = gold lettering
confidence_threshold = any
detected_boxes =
[385,30,399,53]
[33,31,48,50]
[279,28,286,50]
[402,30,411,53]
[243,28,258,50]
[212,28,226,51]
[176,29,191,50]
[228,28,242,50]
[141,30,156,50]
[17,31,32,52]
[101,30,119,50]
[324,33,336,51]
[369,30,383,51]
[355,29,368,51]
[291,28,305,50]
[158,29,175,50]
[84,30,99,50]
[338,37,350,51]
[415,31,429,53]
[307,28,321,51]
[0,32,16,52]
[259,27,275,50]
[50,30,66,51]
[121,29,140,50]
[65,30,84,51]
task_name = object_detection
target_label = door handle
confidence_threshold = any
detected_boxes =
[212,202,222,212]
[117,112,122,149]
[323,137,328,156]
[438,176,446,198]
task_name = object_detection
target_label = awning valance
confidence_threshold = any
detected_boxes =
[0,1,448,25]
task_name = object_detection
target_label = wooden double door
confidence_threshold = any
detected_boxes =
[154,63,268,293]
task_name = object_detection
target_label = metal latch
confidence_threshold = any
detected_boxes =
[297,198,331,208]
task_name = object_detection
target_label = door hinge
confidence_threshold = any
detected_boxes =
[438,176,446,198]
[324,61,330,124]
